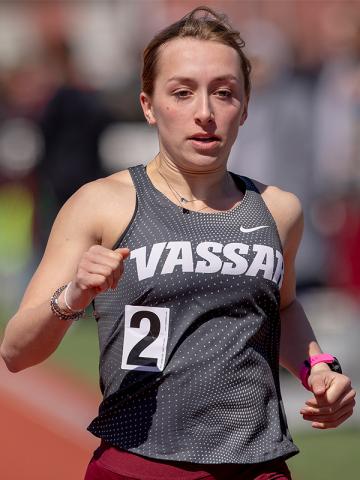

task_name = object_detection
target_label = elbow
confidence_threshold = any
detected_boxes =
[0,344,25,373]
[3,362,23,373]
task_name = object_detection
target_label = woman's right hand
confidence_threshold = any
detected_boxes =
[62,245,130,311]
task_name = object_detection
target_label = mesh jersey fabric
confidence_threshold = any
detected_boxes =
[87,164,299,464]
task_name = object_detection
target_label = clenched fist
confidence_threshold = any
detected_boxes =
[61,245,130,311]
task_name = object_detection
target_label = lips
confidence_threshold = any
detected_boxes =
[188,134,221,152]
[189,133,221,142]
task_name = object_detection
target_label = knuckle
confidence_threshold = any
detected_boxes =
[111,250,121,260]
[111,261,120,272]
[343,375,351,387]
[87,247,96,257]
[82,251,92,263]
[76,271,87,284]
[104,266,113,276]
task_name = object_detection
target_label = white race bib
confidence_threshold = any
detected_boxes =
[121,305,170,372]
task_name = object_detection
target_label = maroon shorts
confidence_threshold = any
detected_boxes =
[84,443,292,480]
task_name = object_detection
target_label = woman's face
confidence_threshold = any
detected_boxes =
[140,37,248,171]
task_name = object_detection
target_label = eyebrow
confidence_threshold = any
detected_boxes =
[166,75,240,84]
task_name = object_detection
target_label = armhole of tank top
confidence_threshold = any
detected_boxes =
[111,168,140,250]
[240,174,284,253]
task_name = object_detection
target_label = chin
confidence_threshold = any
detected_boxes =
[180,154,227,172]
[160,144,228,172]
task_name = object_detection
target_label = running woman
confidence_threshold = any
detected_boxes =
[1,7,356,480]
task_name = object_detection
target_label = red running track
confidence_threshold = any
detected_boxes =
[0,361,101,480]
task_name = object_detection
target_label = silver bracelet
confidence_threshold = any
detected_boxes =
[64,281,84,312]
[50,284,85,321]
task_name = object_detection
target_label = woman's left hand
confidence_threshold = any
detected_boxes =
[300,369,356,429]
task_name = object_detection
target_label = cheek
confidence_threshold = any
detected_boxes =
[223,110,242,142]
[157,104,187,127]
[220,108,241,129]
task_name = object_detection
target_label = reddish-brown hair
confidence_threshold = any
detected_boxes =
[142,6,251,99]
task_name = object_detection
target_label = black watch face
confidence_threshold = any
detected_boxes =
[329,357,342,374]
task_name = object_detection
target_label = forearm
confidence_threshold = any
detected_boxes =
[279,298,323,378]
[0,297,73,372]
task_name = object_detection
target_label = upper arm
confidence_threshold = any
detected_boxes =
[18,181,105,311]
[278,193,304,309]
[260,184,304,310]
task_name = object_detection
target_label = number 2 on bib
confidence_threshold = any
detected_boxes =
[121,305,170,372]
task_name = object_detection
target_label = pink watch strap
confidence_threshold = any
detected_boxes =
[299,354,335,390]
[309,354,335,368]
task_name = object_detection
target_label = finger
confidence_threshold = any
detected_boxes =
[96,250,128,288]
[301,401,355,423]
[86,262,116,286]
[84,252,123,288]
[89,249,122,267]
[301,389,356,415]
[114,247,130,260]
[305,383,355,409]
[79,273,112,293]
[305,375,353,406]
[109,249,129,288]
[309,378,327,398]
[79,261,114,289]
[311,410,354,430]
[112,261,125,289]
[87,245,129,264]
[96,254,124,289]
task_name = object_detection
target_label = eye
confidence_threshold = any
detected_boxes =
[215,89,232,98]
[173,89,192,99]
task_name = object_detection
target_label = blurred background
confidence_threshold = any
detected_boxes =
[0,0,359,478]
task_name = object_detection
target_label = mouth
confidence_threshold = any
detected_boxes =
[188,134,221,151]
[189,134,221,143]
[191,137,218,143]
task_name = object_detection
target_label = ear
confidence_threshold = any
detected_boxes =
[239,102,248,126]
[140,92,156,125]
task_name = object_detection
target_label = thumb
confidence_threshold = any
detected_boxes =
[308,373,328,401]
[115,247,131,260]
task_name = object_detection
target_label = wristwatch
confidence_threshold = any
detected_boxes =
[299,354,342,390]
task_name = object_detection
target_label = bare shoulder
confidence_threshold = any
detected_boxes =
[252,179,303,249]
[70,169,134,207]
[55,169,136,248]
[16,169,136,310]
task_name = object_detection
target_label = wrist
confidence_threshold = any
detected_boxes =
[50,284,85,321]
[310,362,331,374]
[57,290,74,314]
[62,281,88,312]
[63,280,96,312]
[299,354,342,390]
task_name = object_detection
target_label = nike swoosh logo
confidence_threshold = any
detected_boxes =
[240,225,269,233]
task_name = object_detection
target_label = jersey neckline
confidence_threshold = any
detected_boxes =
[141,164,248,217]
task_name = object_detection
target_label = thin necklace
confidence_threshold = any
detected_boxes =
[157,168,211,213]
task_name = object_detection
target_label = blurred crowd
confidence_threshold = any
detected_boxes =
[0,0,360,311]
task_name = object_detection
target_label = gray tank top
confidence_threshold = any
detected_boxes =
[88,164,299,464]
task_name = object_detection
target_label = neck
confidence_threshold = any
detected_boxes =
[148,154,232,203]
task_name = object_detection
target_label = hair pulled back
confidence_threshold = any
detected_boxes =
[142,6,251,99]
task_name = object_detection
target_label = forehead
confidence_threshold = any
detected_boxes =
[155,37,242,83]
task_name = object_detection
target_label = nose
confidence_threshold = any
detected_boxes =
[194,92,214,125]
